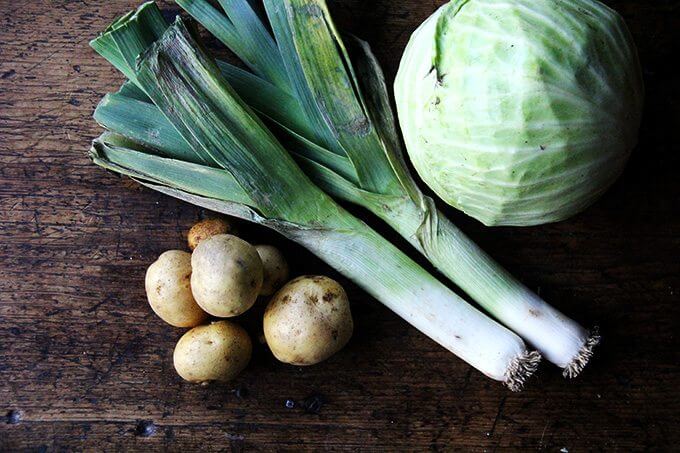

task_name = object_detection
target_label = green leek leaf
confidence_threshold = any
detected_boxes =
[135,18,336,224]
[91,132,253,206]
[176,0,290,90]
[89,1,167,86]
[94,91,204,165]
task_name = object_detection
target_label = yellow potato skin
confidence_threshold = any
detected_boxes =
[255,245,289,296]
[264,276,353,366]
[191,234,263,317]
[173,321,252,384]
[187,218,233,251]
[145,250,208,328]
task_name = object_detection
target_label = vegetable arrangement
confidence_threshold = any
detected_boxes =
[85,0,638,389]
[90,1,539,391]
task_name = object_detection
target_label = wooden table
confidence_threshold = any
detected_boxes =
[1,0,678,450]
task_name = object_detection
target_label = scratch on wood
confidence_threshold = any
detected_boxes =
[487,395,507,438]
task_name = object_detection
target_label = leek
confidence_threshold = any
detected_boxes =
[99,0,598,376]
[88,4,541,390]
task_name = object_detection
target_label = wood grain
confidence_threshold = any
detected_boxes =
[1,0,678,450]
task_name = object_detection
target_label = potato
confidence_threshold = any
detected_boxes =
[145,250,208,327]
[263,276,353,366]
[187,218,233,251]
[255,245,289,296]
[173,321,252,384]
[191,234,263,317]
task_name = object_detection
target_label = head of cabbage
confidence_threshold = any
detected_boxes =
[395,0,644,226]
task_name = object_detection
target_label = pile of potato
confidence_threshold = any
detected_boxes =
[145,218,353,384]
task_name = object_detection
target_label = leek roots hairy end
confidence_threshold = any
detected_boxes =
[563,328,601,379]
[506,350,542,392]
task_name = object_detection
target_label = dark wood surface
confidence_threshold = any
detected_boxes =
[1,0,678,451]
